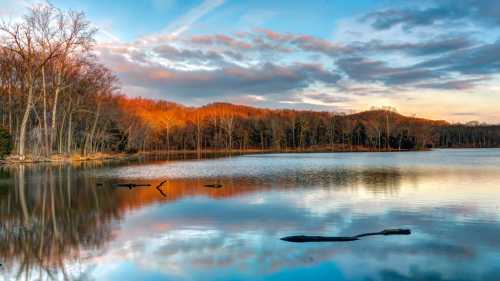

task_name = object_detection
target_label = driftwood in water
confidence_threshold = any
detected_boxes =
[204,183,223,188]
[281,236,359,242]
[156,180,168,197]
[107,180,168,197]
[281,228,411,243]
[112,183,152,189]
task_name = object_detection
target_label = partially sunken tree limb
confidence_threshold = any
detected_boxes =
[281,236,359,242]
[281,229,411,243]
[155,180,168,197]
[112,183,151,189]
[204,183,223,188]
[354,228,411,238]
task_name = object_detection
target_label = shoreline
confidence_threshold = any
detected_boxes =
[0,146,434,166]
[3,146,498,166]
[0,152,134,166]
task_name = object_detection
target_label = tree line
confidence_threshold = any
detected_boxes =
[0,4,119,160]
[1,4,500,160]
[116,100,500,153]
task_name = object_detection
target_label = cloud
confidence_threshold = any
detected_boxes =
[362,35,476,56]
[96,27,500,108]
[417,39,500,75]
[416,77,490,90]
[188,34,254,50]
[184,30,478,62]
[119,62,341,99]
[303,92,353,104]
[363,0,500,31]
[336,56,441,85]
[363,6,467,31]
[95,14,500,114]
[451,112,479,116]
[187,30,347,57]
[153,44,230,67]
[163,0,225,37]
[97,43,340,101]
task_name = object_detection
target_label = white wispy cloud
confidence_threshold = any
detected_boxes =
[163,0,225,37]
[95,25,122,43]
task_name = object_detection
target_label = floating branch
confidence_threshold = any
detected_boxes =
[156,180,168,197]
[112,183,152,189]
[204,183,223,188]
[281,228,411,243]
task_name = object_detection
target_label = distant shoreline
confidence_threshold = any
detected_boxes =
[3,146,499,166]
[0,146,448,166]
[3,145,500,166]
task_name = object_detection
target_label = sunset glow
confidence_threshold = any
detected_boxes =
[3,0,500,122]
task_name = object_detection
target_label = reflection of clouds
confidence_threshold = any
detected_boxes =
[92,149,500,280]
[120,196,345,233]
[4,150,500,280]
[377,266,500,281]
[91,186,500,281]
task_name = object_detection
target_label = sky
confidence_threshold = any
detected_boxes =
[2,0,500,123]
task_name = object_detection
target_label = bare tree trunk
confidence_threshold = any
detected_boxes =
[19,74,34,159]
[67,111,72,154]
[50,71,62,151]
[58,109,66,154]
[42,67,49,156]
[84,101,101,156]
[8,79,12,134]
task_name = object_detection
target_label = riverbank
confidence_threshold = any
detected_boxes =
[0,145,427,165]
[0,152,134,165]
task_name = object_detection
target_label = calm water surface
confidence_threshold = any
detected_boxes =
[1,149,500,281]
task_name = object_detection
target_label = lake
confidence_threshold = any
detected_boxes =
[1,149,500,281]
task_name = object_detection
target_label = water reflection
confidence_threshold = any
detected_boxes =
[0,164,121,280]
[0,150,499,281]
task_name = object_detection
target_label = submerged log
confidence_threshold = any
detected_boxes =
[204,183,223,188]
[112,183,151,189]
[354,228,411,238]
[281,236,359,242]
[281,228,411,243]
[156,180,168,197]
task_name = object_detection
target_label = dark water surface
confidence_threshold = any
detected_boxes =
[1,149,500,281]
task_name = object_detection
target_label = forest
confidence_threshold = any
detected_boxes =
[1,5,500,161]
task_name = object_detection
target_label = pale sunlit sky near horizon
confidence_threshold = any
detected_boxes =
[2,0,500,123]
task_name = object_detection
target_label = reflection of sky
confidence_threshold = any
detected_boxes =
[3,149,500,281]
[86,149,500,281]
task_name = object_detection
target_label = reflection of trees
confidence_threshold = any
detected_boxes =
[0,160,422,280]
[237,168,407,195]
[0,165,121,280]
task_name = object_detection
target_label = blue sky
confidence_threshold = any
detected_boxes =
[46,0,380,40]
[2,0,500,122]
